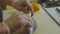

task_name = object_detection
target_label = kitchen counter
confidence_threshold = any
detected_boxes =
[43,7,60,26]
[3,5,60,34]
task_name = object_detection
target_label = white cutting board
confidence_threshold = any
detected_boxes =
[3,6,60,34]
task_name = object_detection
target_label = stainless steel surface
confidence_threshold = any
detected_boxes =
[44,7,60,25]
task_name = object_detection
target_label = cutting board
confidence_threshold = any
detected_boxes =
[3,6,60,34]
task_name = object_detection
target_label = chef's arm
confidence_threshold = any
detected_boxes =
[1,0,12,6]
[0,0,12,9]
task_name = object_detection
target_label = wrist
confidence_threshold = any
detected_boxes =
[7,0,13,6]
[0,22,9,34]
[1,0,13,6]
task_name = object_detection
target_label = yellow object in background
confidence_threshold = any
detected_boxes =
[31,2,40,12]
[7,5,14,10]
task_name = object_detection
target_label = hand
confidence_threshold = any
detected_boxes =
[3,13,32,33]
[1,0,34,16]
[12,0,34,16]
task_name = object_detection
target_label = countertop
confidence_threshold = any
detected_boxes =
[44,7,60,25]
[3,5,60,34]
